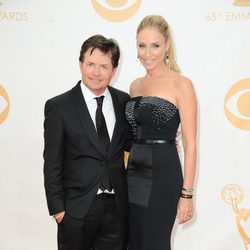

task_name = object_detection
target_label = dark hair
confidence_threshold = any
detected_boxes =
[79,34,120,68]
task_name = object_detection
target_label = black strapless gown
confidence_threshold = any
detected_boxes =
[125,96,183,250]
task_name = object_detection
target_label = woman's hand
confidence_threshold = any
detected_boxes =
[177,198,194,224]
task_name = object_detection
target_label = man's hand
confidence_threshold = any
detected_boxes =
[53,211,65,224]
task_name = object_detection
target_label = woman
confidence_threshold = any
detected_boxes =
[125,15,197,250]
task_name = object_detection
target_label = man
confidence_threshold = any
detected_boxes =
[43,35,130,250]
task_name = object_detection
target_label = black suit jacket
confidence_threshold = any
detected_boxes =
[43,81,130,219]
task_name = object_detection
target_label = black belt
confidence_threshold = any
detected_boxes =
[134,139,175,144]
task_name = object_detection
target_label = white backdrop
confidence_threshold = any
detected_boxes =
[0,1,250,249]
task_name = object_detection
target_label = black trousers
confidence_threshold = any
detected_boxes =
[57,193,128,250]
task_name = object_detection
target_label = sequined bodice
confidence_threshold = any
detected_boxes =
[125,96,180,140]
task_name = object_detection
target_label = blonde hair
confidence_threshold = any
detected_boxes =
[137,15,180,73]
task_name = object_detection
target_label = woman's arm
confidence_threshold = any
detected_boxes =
[176,76,197,224]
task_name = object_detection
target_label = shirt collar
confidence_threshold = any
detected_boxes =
[80,80,109,102]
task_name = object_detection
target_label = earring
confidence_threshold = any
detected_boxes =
[165,52,169,64]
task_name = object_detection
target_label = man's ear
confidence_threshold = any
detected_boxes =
[79,61,83,71]
[111,68,117,78]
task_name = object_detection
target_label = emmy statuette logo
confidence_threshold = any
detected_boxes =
[0,84,10,124]
[222,184,250,249]
[224,78,250,130]
[91,0,142,22]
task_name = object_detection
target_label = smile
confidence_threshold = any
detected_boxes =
[90,77,102,82]
[143,58,155,64]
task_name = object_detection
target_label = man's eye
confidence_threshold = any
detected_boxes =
[101,65,110,70]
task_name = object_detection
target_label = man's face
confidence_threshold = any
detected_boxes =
[79,48,117,96]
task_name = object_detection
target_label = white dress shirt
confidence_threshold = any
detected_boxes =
[80,81,115,139]
[80,81,115,194]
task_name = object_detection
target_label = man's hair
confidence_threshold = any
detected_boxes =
[79,34,120,68]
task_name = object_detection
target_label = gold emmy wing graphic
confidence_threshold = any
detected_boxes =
[0,84,10,124]
[222,184,250,249]
[91,0,142,22]
[233,0,250,6]
[224,78,250,131]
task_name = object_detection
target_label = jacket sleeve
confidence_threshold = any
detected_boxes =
[43,99,65,215]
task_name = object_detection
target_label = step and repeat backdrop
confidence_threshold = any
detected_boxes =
[0,0,250,249]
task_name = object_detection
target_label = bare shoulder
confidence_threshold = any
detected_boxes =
[174,75,195,95]
[129,77,143,96]
[174,75,197,110]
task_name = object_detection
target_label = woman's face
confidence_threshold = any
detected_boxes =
[136,27,168,71]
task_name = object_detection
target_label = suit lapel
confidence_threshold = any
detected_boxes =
[72,81,106,157]
[107,86,123,158]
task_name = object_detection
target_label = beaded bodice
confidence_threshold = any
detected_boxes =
[125,96,180,140]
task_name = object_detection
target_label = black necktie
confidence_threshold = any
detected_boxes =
[95,96,110,153]
[95,96,112,192]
